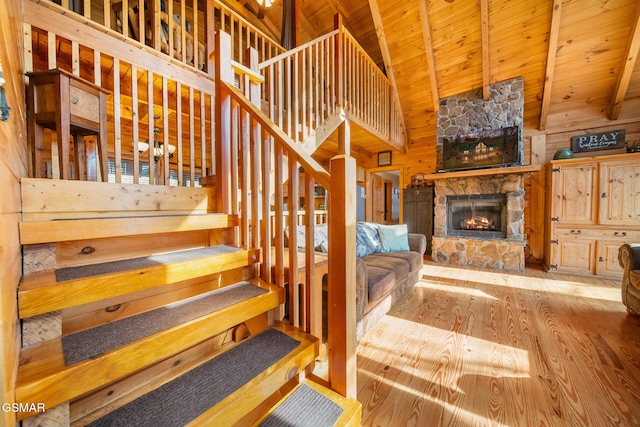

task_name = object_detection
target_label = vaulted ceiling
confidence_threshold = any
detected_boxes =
[228,0,640,161]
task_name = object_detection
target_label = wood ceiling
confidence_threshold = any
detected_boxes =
[230,0,640,163]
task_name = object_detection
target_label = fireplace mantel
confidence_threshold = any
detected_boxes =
[424,164,542,181]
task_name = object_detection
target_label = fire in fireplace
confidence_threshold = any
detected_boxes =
[446,194,506,238]
[463,214,496,231]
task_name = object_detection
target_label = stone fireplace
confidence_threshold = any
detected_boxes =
[432,174,526,271]
[428,77,527,272]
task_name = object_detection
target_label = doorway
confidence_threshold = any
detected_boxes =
[366,168,401,224]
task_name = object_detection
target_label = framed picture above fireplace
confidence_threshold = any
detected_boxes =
[441,126,522,172]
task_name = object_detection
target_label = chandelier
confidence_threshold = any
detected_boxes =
[136,115,176,162]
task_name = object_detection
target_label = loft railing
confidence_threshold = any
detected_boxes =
[215,1,286,64]
[34,0,284,73]
[260,31,339,146]
[259,23,408,152]
[214,31,357,397]
[23,5,215,185]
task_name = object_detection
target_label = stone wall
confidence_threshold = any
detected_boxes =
[436,77,524,170]
[432,174,527,272]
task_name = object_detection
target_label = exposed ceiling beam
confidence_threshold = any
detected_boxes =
[480,0,490,100]
[539,0,563,131]
[326,0,352,21]
[367,0,409,152]
[610,1,640,120]
[417,0,439,112]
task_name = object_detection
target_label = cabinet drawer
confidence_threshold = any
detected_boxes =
[554,227,640,240]
[70,84,100,125]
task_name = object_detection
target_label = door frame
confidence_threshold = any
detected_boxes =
[364,166,404,223]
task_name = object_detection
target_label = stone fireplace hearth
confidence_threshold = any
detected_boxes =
[432,173,527,272]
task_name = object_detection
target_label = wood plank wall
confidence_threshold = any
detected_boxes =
[0,0,28,424]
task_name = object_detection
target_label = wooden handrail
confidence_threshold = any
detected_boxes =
[220,81,331,189]
[214,30,356,397]
[216,1,285,63]
[341,28,408,151]
[257,23,409,153]
[24,5,216,186]
[38,0,286,73]
[259,31,340,145]
[259,31,339,68]
[231,60,265,84]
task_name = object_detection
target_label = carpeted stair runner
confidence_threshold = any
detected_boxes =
[55,245,242,282]
[88,327,300,427]
[62,281,268,365]
[259,384,344,427]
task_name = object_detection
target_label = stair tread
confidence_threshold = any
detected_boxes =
[19,213,238,245]
[18,245,261,318]
[254,379,362,427]
[84,324,317,427]
[16,279,284,420]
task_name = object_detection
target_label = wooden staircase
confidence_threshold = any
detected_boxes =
[16,178,360,426]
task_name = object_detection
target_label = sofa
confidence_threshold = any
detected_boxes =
[619,243,640,316]
[286,222,426,342]
[354,223,426,341]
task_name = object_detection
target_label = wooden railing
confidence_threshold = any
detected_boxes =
[35,0,284,73]
[28,0,407,187]
[259,25,408,152]
[216,1,286,64]
[260,31,339,145]
[274,210,328,226]
[215,31,357,397]
[24,1,216,186]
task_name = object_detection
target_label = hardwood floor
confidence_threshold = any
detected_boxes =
[356,261,640,426]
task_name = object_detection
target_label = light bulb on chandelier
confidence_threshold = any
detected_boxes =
[135,115,176,162]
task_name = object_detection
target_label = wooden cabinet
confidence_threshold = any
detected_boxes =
[403,187,434,255]
[546,153,640,278]
[549,161,598,224]
[599,159,640,226]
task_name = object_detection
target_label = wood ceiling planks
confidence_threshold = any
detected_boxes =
[29,0,640,166]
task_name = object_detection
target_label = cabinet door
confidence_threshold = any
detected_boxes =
[403,199,417,233]
[595,240,625,278]
[551,162,598,225]
[549,237,596,275]
[599,160,640,226]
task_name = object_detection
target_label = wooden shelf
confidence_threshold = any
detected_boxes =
[424,164,542,180]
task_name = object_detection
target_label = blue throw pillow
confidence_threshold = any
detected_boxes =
[356,223,381,257]
[378,224,410,252]
[285,224,328,251]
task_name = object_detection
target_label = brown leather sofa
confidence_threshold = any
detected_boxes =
[618,244,640,316]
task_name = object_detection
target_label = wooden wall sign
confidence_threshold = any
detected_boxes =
[571,130,625,153]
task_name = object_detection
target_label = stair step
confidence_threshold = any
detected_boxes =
[18,245,261,318]
[19,213,238,245]
[80,324,318,426]
[253,379,362,427]
[16,279,283,420]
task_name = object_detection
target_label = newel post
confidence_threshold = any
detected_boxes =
[328,119,357,398]
[214,31,234,213]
